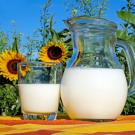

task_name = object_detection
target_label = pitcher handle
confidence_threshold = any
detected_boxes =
[116,40,135,96]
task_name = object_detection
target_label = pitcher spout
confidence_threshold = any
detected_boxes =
[63,19,73,29]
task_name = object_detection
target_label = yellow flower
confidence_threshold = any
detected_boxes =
[39,41,69,63]
[0,50,27,81]
[19,63,30,77]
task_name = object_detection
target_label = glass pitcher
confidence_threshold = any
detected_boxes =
[61,16,135,121]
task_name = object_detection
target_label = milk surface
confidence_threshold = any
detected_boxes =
[61,68,128,120]
[19,84,60,113]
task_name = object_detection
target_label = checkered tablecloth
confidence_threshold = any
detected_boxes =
[0,115,135,135]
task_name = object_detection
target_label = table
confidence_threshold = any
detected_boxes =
[0,115,135,135]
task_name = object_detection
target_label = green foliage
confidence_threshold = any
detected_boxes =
[39,1,65,44]
[22,32,41,61]
[123,94,135,115]
[117,11,135,26]
[117,11,135,38]
[0,28,23,116]
[117,0,135,41]
[39,0,52,44]
[116,0,135,115]
[0,84,20,116]
[120,0,135,14]
[117,30,135,42]
[65,0,108,17]
[0,31,9,52]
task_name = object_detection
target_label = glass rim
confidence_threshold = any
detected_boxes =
[18,61,62,67]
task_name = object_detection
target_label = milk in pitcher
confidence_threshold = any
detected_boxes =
[61,68,128,120]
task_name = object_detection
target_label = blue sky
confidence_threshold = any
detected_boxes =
[0,0,127,39]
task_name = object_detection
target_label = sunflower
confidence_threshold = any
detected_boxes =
[0,50,27,81]
[39,41,69,63]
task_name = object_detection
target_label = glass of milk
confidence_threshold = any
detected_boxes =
[18,62,62,120]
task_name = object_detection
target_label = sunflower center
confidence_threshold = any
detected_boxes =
[7,59,21,74]
[47,46,62,60]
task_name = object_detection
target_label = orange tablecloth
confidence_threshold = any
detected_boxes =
[0,115,135,135]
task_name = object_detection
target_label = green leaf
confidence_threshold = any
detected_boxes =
[12,37,19,52]
[117,30,135,42]
[50,29,59,41]
[117,11,135,26]
[49,16,59,41]
[117,30,129,41]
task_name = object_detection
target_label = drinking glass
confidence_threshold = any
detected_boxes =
[18,62,62,120]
